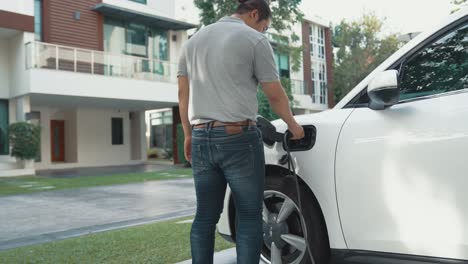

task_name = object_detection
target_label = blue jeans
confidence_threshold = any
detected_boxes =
[190,124,265,264]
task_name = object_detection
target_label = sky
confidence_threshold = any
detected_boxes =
[301,0,456,34]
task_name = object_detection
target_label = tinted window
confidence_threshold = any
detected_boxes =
[399,22,468,101]
[112,118,124,145]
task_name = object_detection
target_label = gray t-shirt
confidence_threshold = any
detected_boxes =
[178,16,279,125]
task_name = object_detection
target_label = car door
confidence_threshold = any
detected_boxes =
[335,19,468,260]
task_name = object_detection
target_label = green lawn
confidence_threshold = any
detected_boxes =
[0,169,193,196]
[0,216,235,264]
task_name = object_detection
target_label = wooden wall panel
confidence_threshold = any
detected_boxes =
[43,0,103,50]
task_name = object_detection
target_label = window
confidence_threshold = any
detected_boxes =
[0,100,9,155]
[104,17,169,61]
[104,18,126,55]
[126,23,148,57]
[34,0,42,41]
[152,29,169,75]
[309,23,328,104]
[129,0,147,4]
[149,111,173,150]
[399,22,468,101]
[319,63,327,104]
[111,118,124,145]
[273,50,290,78]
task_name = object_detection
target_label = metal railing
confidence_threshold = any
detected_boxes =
[25,41,177,83]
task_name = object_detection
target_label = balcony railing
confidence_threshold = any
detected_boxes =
[291,79,308,95]
[25,41,177,83]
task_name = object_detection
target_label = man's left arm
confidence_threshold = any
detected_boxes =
[178,48,192,162]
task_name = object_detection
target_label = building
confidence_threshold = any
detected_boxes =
[284,15,335,115]
[146,11,336,165]
[0,0,196,176]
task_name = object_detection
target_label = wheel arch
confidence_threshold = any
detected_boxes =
[228,164,331,250]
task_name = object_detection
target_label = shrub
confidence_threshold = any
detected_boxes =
[9,122,41,160]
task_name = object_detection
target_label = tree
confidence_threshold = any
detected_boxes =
[452,0,467,13]
[332,13,401,102]
[193,0,302,120]
[257,77,295,120]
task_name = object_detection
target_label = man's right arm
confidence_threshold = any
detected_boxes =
[253,38,304,139]
[261,81,304,139]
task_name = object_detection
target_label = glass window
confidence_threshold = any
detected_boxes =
[152,29,169,75]
[0,100,8,155]
[111,118,124,145]
[149,111,173,150]
[34,0,42,41]
[104,18,126,55]
[273,50,290,78]
[126,23,147,57]
[129,0,147,4]
[310,23,328,104]
[152,29,169,61]
[399,22,468,101]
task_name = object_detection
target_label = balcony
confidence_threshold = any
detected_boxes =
[21,41,179,106]
[25,41,178,83]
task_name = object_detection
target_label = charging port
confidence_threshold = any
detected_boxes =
[283,125,317,152]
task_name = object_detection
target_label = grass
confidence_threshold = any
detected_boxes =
[0,169,193,196]
[0,216,235,264]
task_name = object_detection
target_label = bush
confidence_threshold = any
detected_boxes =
[8,122,41,160]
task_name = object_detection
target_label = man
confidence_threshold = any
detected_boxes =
[177,0,304,263]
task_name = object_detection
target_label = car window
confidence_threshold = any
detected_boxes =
[399,22,468,101]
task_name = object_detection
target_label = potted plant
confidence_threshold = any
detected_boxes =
[9,122,41,169]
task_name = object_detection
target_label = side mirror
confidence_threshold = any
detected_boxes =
[367,70,400,110]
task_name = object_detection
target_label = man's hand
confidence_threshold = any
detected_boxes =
[288,122,305,140]
[184,136,192,163]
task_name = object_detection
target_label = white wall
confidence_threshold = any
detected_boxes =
[0,0,34,16]
[9,32,34,98]
[174,0,200,25]
[290,22,304,82]
[64,110,78,163]
[0,40,10,99]
[103,0,169,19]
[169,30,188,62]
[33,106,146,169]
[76,108,131,166]
[28,69,178,103]
[147,0,175,18]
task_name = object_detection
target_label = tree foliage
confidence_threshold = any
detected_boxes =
[257,77,294,120]
[399,24,468,100]
[9,122,41,160]
[452,0,467,13]
[332,13,401,102]
[193,0,303,70]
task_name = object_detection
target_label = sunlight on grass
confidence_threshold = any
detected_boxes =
[0,216,234,264]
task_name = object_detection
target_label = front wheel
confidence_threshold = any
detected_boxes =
[260,174,330,264]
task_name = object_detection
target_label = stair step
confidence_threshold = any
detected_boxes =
[0,162,20,170]
[0,169,35,177]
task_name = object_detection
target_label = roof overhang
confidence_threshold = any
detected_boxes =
[93,3,197,30]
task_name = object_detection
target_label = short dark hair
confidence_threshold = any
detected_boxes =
[236,0,272,21]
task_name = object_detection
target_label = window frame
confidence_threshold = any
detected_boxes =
[345,16,468,109]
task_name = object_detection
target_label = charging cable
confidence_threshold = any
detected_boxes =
[284,132,317,264]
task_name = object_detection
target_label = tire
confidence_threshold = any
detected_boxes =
[260,173,330,264]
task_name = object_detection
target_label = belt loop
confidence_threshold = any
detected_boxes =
[208,121,214,130]
[247,119,252,128]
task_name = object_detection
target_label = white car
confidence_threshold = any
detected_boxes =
[217,8,468,264]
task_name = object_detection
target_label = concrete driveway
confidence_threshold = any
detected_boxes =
[0,178,196,250]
